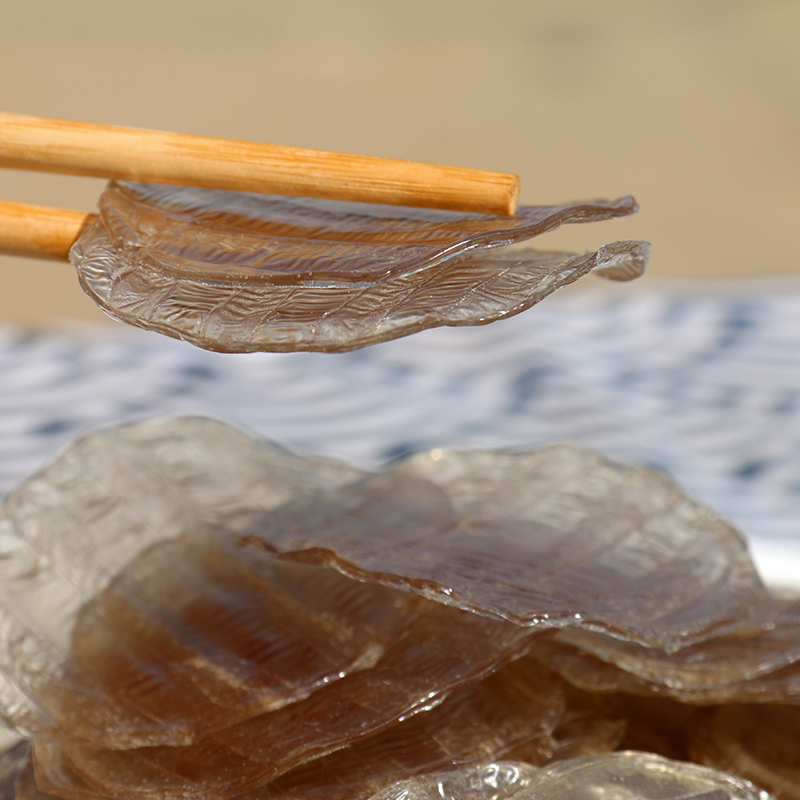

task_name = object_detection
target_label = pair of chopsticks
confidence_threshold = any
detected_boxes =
[0,113,520,262]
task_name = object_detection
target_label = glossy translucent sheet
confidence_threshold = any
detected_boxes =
[70,182,648,353]
[36,605,537,800]
[368,762,540,800]
[533,593,800,703]
[243,446,773,651]
[37,602,536,799]
[203,657,564,800]
[67,533,427,745]
[27,665,627,800]
[0,416,778,749]
[368,754,773,800]
[0,418,365,744]
[239,669,627,800]
[2,416,798,800]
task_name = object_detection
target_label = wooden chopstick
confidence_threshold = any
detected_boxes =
[0,113,519,216]
[0,200,96,261]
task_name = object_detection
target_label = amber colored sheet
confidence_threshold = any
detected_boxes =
[35,605,537,800]
[70,182,647,353]
[243,446,773,651]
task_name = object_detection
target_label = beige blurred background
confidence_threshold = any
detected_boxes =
[1,0,799,326]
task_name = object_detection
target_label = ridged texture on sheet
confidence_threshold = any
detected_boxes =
[35,603,536,800]
[1,417,796,800]
[176,657,563,800]
[65,534,427,745]
[243,445,772,651]
[367,754,772,800]
[533,595,800,704]
[0,417,777,749]
[0,417,365,744]
[70,182,647,353]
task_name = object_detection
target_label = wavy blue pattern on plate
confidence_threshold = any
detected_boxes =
[1,281,799,584]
